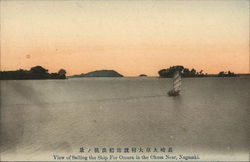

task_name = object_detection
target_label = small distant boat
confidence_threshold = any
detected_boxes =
[168,71,181,96]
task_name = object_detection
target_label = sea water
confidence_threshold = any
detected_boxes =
[1,77,249,160]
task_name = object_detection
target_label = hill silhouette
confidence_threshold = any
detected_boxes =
[0,66,66,80]
[159,65,206,78]
[70,70,123,78]
[159,65,238,78]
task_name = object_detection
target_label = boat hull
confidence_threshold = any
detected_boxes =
[168,89,180,96]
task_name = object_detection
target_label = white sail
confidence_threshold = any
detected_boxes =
[173,71,181,92]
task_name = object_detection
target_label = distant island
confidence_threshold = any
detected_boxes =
[0,65,241,80]
[0,66,66,80]
[69,70,123,78]
[217,71,238,77]
[139,74,147,77]
[158,65,238,78]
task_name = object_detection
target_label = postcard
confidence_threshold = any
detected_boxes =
[0,0,249,161]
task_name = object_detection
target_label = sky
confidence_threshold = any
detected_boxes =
[1,0,249,76]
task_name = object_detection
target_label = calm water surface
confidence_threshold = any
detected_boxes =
[1,77,249,159]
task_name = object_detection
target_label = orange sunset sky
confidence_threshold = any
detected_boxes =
[1,0,249,76]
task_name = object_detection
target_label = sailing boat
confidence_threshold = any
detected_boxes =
[168,71,181,96]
